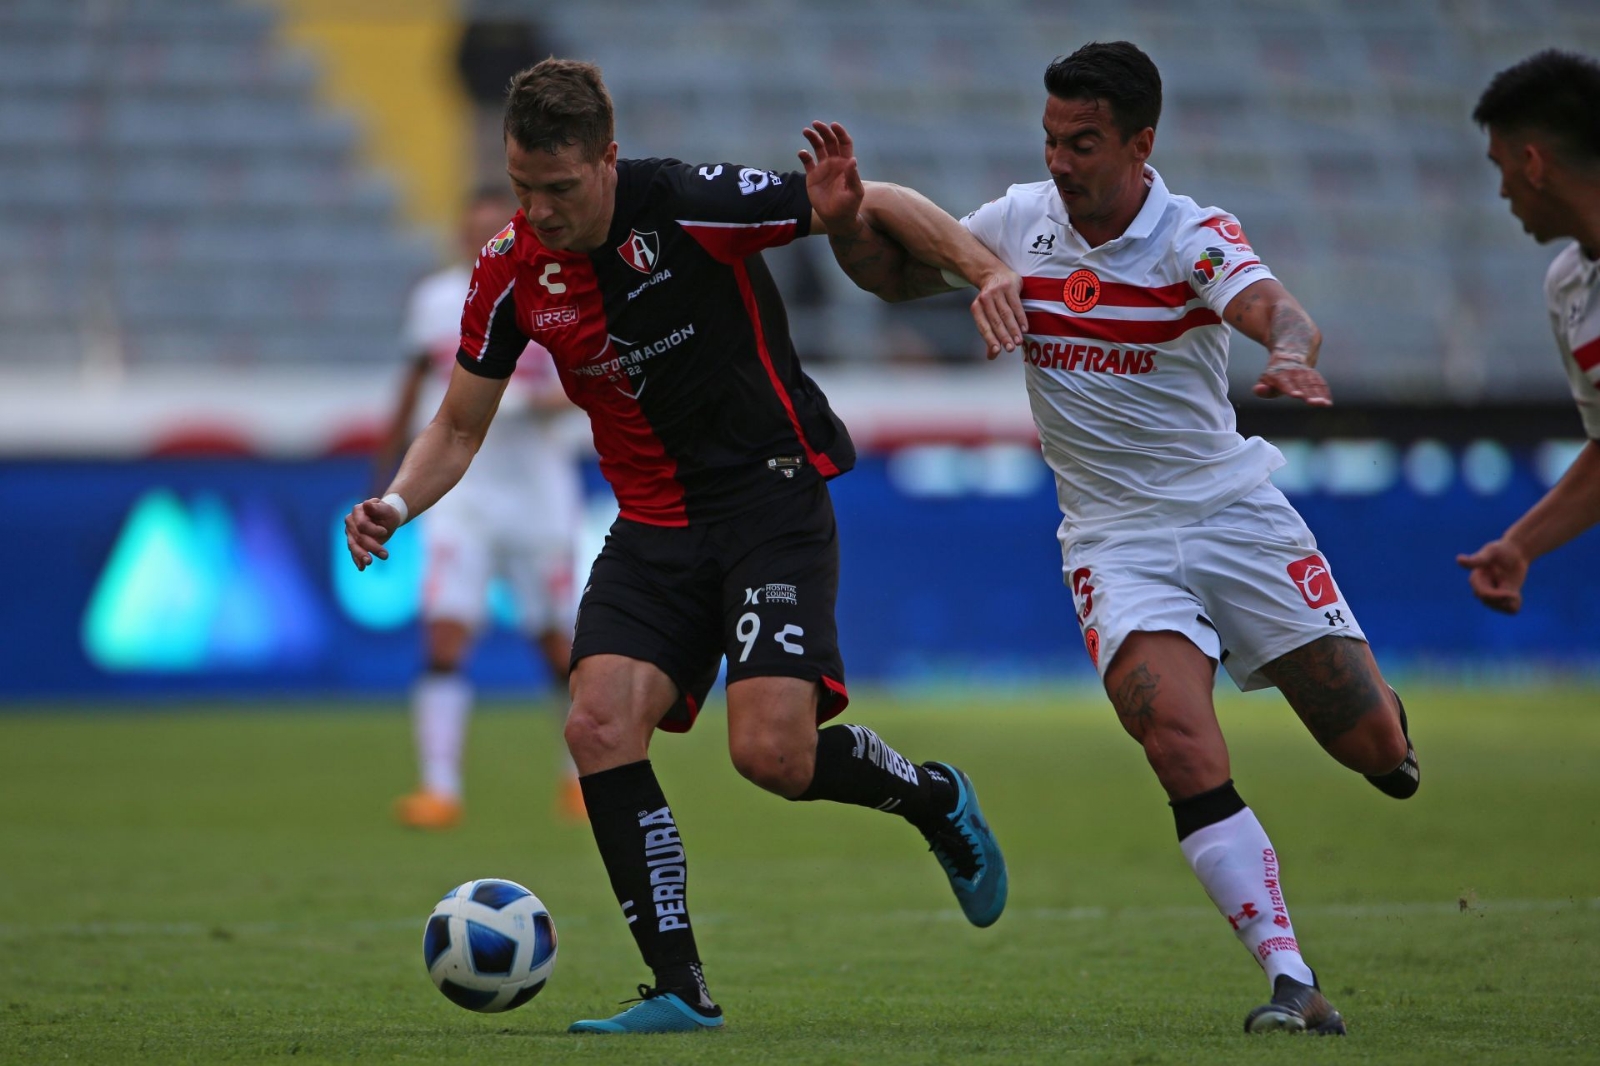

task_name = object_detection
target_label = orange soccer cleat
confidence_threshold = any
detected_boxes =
[394,790,463,830]
[556,772,588,823]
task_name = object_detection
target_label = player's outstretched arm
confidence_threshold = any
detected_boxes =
[1457,438,1600,613]
[1223,279,1331,406]
[799,120,1025,357]
[345,363,509,570]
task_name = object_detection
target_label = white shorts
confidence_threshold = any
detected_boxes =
[420,492,576,635]
[1061,480,1366,691]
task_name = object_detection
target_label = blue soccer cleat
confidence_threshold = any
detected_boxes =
[568,986,725,1034]
[917,761,1008,927]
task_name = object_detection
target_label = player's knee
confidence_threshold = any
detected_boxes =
[729,740,812,799]
[562,704,626,765]
[1139,725,1228,799]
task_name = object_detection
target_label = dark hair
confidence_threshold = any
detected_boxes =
[503,58,614,159]
[1473,49,1600,163]
[1044,41,1162,139]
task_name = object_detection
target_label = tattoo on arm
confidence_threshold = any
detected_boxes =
[1111,663,1161,740]
[1223,288,1261,331]
[827,222,913,301]
[1267,301,1317,366]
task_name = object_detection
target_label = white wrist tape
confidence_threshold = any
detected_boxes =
[940,267,971,289]
[380,492,410,526]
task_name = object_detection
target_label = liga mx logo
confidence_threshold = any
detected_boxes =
[618,229,660,273]
[485,222,515,257]
[1191,247,1226,286]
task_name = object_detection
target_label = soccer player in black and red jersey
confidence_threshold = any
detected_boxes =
[343,59,1026,1033]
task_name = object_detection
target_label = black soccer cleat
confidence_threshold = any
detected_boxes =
[1365,687,1419,800]
[1244,974,1346,1035]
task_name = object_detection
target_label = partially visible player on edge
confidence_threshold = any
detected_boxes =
[345,59,1020,1034]
[1458,50,1600,613]
[802,41,1420,1036]
[375,187,588,830]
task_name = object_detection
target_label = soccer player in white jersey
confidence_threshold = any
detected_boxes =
[1458,50,1600,613]
[801,41,1419,1035]
[374,188,587,829]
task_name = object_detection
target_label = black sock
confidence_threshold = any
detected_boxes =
[578,760,719,1014]
[794,724,957,828]
[1169,779,1247,842]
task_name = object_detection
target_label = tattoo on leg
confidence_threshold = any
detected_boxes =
[1111,663,1160,740]
[1266,637,1383,744]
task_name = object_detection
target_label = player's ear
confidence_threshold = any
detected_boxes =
[1130,127,1155,164]
[601,141,619,168]
[1522,140,1547,190]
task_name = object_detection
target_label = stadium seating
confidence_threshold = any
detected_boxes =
[505,0,1597,400]
[0,0,433,369]
[3,0,1597,400]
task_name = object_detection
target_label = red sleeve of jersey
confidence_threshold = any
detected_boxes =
[456,216,528,379]
[664,162,813,264]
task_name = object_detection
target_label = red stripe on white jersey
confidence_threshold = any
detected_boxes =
[1573,334,1600,375]
[680,219,800,264]
[1027,306,1222,346]
[1020,276,1195,308]
[732,259,840,477]
[1224,258,1262,280]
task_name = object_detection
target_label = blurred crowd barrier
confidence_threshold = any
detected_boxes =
[0,367,1592,698]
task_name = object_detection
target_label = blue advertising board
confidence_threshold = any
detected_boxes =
[0,442,1594,700]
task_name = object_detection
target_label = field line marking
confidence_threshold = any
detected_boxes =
[3,898,1595,938]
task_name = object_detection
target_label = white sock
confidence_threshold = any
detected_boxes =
[413,672,472,798]
[1179,807,1316,987]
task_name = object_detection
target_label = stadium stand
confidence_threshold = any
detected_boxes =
[0,0,433,370]
[3,0,1598,401]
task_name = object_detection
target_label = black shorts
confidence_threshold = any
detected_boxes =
[570,479,849,733]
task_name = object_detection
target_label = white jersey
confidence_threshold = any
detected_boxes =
[1543,242,1600,439]
[400,264,583,540]
[961,166,1283,541]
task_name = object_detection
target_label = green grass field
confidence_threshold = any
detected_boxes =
[2,684,1597,1064]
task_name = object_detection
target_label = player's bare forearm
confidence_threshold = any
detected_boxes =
[1227,279,1330,405]
[383,365,508,517]
[825,214,924,303]
[1502,438,1600,562]
[856,183,1005,298]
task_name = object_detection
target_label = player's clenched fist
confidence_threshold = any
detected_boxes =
[345,497,404,570]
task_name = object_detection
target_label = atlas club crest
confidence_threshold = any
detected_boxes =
[618,229,660,273]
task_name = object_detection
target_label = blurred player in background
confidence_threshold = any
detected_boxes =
[1458,50,1600,614]
[804,41,1421,1036]
[347,59,1020,1034]
[374,188,586,830]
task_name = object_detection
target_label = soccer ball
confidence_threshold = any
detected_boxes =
[423,878,557,1012]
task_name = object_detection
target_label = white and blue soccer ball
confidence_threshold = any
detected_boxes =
[423,878,557,1013]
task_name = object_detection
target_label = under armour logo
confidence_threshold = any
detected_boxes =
[1031,233,1055,251]
[1228,901,1259,930]
[1325,609,1347,626]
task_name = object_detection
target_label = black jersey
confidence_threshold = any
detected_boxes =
[456,158,855,527]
